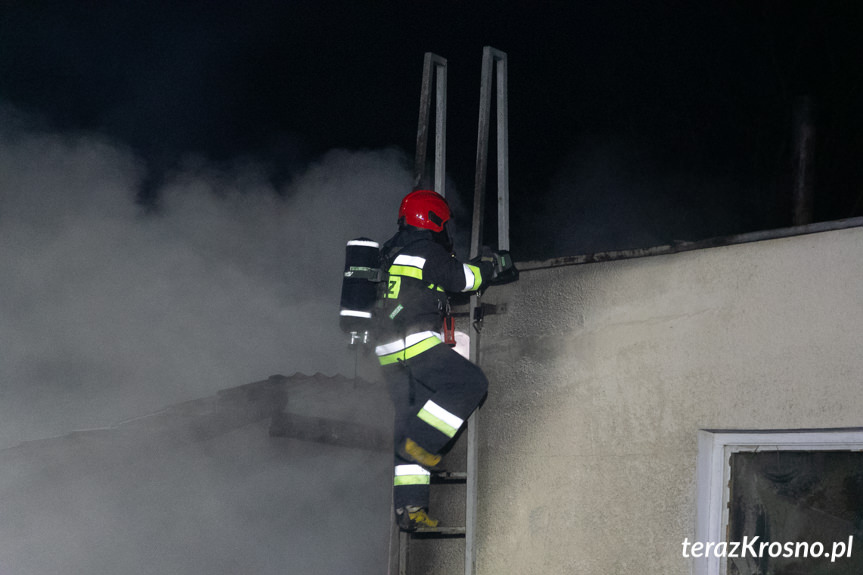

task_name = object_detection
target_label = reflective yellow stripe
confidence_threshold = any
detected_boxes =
[418,400,464,434]
[417,406,459,438]
[376,331,439,355]
[377,335,441,365]
[394,464,431,486]
[389,264,423,281]
[394,474,431,486]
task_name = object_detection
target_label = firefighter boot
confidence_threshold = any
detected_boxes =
[398,438,442,470]
[395,506,439,532]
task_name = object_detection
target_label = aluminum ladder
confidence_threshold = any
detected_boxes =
[392,46,509,575]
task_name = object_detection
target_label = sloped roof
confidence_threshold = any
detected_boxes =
[0,373,393,575]
[0,372,389,478]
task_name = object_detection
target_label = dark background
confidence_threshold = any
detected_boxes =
[2,1,862,259]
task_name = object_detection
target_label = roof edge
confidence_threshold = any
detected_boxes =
[517,217,863,272]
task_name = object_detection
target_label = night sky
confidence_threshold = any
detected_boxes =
[2,1,862,259]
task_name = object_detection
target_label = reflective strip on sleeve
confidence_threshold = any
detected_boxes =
[394,464,431,486]
[461,263,483,292]
[340,309,372,318]
[347,239,380,248]
[417,400,464,438]
[375,331,442,365]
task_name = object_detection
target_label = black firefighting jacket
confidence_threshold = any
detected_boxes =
[374,227,493,366]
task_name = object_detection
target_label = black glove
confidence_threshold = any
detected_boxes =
[470,247,519,286]
[488,250,519,285]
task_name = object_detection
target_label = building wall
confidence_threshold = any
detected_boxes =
[462,227,863,574]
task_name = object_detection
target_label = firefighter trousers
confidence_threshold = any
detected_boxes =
[383,342,489,510]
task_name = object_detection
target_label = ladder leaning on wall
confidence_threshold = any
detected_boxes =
[390,45,510,575]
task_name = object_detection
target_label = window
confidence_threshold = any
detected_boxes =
[695,429,863,575]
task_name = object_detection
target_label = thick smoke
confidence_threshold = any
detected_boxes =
[0,118,413,449]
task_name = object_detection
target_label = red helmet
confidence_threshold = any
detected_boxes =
[398,190,451,232]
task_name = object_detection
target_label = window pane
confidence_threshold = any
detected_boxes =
[728,451,863,574]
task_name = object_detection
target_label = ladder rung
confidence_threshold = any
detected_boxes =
[431,470,467,483]
[411,525,466,538]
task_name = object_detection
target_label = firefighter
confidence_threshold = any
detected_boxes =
[376,189,496,532]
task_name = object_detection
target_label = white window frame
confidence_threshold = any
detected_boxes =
[694,428,863,575]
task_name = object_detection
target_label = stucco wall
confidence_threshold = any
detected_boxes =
[452,226,863,574]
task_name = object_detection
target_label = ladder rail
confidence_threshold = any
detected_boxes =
[467,45,509,575]
[414,53,448,196]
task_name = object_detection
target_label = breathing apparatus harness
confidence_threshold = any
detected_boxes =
[339,233,517,346]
